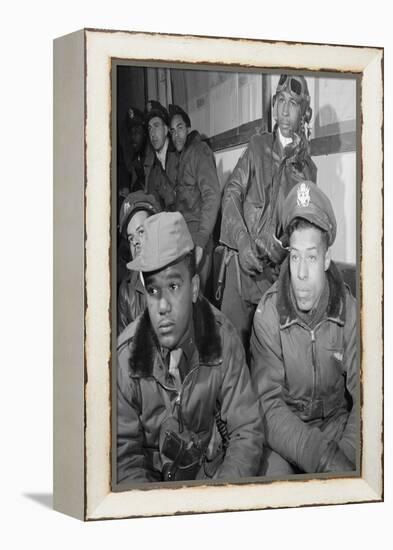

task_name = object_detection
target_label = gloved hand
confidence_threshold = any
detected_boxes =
[317,441,355,473]
[255,233,288,266]
[238,233,263,276]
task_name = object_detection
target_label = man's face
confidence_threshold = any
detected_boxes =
[144,259,199,350]
[130,125,145,154]
[126,210,149,259]
[170,114,189,152]
[276,90,302,138]
[289,226,330,312]
[148,116,168,152]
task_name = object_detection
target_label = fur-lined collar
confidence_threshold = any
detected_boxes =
[184,129,201,149]
[129,297,222,377]
[277,258,346,329]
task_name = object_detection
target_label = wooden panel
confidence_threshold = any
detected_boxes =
[310,130,356,156]
[210,118,266,152]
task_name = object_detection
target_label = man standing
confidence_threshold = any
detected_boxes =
[220,75,317,350]
[251,181,357,475]
[117,191,161,334]
[143,100,177,210]
[168,104,221,291]
[117,212,263,484]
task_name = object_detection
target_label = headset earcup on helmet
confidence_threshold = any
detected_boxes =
[272,94,278,120]
[303,105,312,124]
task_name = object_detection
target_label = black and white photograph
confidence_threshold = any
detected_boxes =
[114,65,360,487]
[51,28,383,521]
[2,0,390,543]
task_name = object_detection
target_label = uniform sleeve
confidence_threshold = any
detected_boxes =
[220,145,253,250]
[214,324,264,479]
[337,293,358,464]
[250,299,332,473]
[192,143,221,249]
[117,348,159,483]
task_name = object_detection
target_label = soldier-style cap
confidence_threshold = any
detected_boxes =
[119,191,161,235]
[126,106,144,128]
[127,212,194,273]
[168,104,191,127]
[144,100,169,126]
[282,181,337,246]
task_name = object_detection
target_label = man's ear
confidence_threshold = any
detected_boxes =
[324,247,331,271]
[191,274,200,303]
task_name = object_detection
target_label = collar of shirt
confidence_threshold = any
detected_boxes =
[278,127,293,149]
[155,137,169,169]
[160,319,196,385]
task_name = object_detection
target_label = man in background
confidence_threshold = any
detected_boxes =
[117,191,161,333]
[168,104,221,292]
[144,100,177,210]
[118,106,147,202]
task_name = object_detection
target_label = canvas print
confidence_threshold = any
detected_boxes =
[113,64,359,489]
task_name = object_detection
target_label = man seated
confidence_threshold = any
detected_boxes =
[251,181,357,475]
[117,191,161,334]
[168,104,221,292]
[143,100,177,210]
[117,212,263,484]
[118,106,147,200]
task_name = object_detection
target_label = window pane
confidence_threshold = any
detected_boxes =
[171,68,263,137]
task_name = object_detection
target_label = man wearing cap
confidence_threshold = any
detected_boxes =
[117,191,161,334]
[118,106,147,202]
[168,104,221,291]
[143,100,177,210]
[220,75,317,352]
[117,212,263,484]
[250,181,357,475]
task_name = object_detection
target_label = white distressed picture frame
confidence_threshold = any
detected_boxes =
[53,29,383,521]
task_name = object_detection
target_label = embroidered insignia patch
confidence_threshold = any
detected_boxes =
[297,182,310,207]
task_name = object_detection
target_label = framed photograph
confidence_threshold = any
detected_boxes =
[53,28,383,521]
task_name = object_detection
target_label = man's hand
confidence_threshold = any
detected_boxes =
[255,234,288,266]
[238,234,263,275]
[195,246,204,267]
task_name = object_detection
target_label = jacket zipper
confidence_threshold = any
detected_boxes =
[177,365,200,434]
[310,329,317,403]
[155,358,220,434]
[154,365,199,434]
[178,362,220,435]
